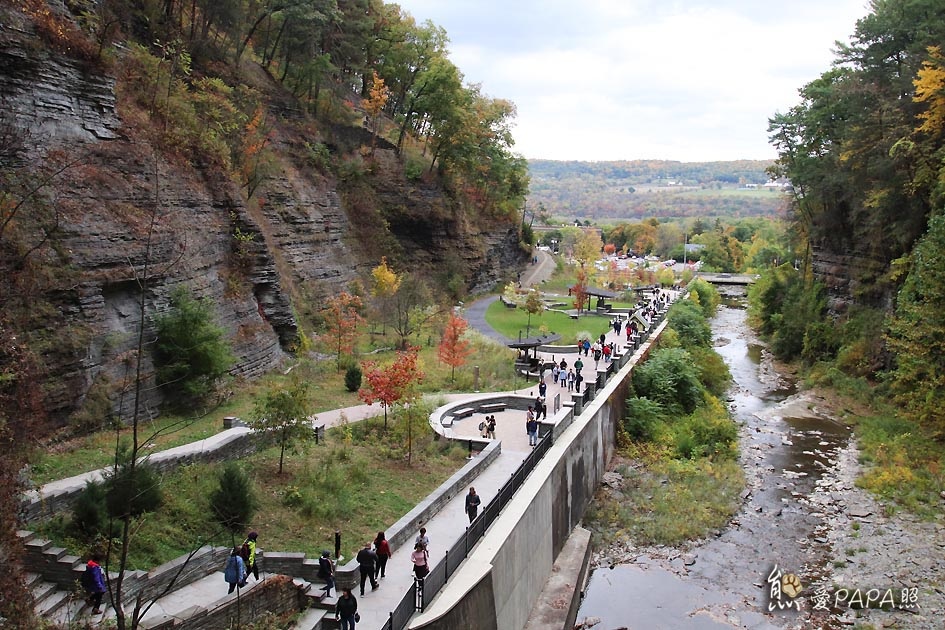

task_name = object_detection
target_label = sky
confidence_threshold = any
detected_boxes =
[392,0,870,162]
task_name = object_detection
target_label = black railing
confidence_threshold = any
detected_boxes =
[406,430,555,625]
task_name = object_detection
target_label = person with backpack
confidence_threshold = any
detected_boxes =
[241,531,259,580]
[224,546,247,594]
[373,531,392,580]
[317,550,335,597]
[82,553,107,614]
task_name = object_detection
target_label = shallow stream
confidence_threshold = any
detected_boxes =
[575,292,856,629]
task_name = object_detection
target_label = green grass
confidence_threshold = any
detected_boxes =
[583,451,744,546]
[36,416,467,569]
[484,299,614,344]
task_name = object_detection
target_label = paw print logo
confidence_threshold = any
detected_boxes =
[782,573,803,599]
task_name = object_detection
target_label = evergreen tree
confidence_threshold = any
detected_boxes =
[209,462,257,536]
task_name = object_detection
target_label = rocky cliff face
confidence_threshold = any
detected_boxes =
[0,21,526,427]
[810,246,894,314]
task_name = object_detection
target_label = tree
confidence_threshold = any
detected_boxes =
[362,70,389,152]
[370,257,401,334]
[522,289,543,337]
[438,313,472,382]
[389,273,440,349]
[359,345,424,429]
[249,379,314,474]
[154,287,235,403]
[573,267,589,314]
[209,462,258,539]
[322,292,364,370]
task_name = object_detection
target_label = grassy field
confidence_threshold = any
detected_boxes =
[484,298,617,344]
[36,415,467,569]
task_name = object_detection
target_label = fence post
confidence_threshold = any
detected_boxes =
[334,531,341,560]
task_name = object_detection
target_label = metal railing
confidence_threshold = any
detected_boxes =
[380,430,554,630]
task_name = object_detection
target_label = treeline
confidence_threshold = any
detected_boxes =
[762,0,945,431]
[19,0,527,216]
[528,159,780,220]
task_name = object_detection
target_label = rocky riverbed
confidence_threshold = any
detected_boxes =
[577,305,945,629]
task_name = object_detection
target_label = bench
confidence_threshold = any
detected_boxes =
[500,296,518,309]
[479,403,506,413]
[452,407,475,419]
[441,417,454,428]
[569,313,579,320]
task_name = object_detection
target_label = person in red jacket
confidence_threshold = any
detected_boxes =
[374,531,392,580]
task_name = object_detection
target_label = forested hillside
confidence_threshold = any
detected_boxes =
[759,0,945,430]
[528,158,784,221]
[0,1,529,618]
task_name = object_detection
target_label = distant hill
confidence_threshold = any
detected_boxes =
[527,159,787,222]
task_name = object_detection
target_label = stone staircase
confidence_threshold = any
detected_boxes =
[18,530,92,624]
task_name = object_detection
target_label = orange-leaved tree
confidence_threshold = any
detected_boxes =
[438,313,472,382]
[359,345,424,430]
[323,292,364,370]
[573,267,589,314]
[362,71,390,153]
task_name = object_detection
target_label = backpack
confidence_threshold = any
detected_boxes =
[81,566,95,591]
[239,542,251,562]
[478,421,486,431]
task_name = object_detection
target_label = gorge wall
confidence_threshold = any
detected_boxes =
[0,15,527,428]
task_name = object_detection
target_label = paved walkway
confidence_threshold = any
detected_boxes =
[52,254,672,629]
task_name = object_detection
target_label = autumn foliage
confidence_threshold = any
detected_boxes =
[322,292,364,370]
[438,313,472,382]
[359,345,424,428]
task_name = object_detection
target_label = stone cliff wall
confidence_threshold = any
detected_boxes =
[0,18,525,427]
[810,246,894,313]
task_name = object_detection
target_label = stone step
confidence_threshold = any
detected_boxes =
[24,537,53,554]
[34,588,70,617]
[42,546,68,562]
[31,579,58,605]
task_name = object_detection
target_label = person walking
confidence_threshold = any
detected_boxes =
[317,550,335,597]
[538,380,547,398]
[82,553,107,614]
[374,531,392,580]
[567,369,575,392]
[534,396,546,421]
[224,547,247,594]
[575,372,584,393]
[411,542,430,581]
[335,587,359,630]
[526,413,539,447]
[356,541,379,595]
[558,366,567,388]
[415,527,430,551]
[465,486,482,523]
[486,415,496,439]
[242,531,259,580]
[574,357,583,376]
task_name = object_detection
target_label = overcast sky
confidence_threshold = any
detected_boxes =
[393,0,870,162]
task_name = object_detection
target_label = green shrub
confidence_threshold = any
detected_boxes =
[625,397,666,441]
[668,300,712,348]
[344,364,362,392]
[71,481,108,539]
[632,347,703,415]
[105,458,163,520]
[209,462,257,534]
[154,287,235,403]
[405,157,424,180]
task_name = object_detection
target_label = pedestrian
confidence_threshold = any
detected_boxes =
[241,531,259,581]
[465,486,482,523]
[479,416,489,437]
[486,415,496,439]
[567,369,575,392]
[538,380,547,397]
[599,333,606,346]
[356,541,379,595]
[526,405,534,424]
[411,542,430,581]
[558,366,567,388]
[335,587,359,630]
[82,553,107,614]
[535,396,545,421]
[559,358,567,371]
[317,550,335,597]
[552,363,560,384]
[224,546,247,594]
[415,527,430,551]
[374,531,392,580]
[526,413,539,447]
[583,339,590,356]
[574,357,583,375]
[603,343,612,363]
[575,372,584,393]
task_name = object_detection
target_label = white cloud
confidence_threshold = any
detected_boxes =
[394,0,868,161]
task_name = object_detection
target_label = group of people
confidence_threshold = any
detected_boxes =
[479,415,497,439]
[223,531,260,594]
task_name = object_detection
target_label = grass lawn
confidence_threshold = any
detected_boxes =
[36,416,467,569]
[485,298,615,344]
